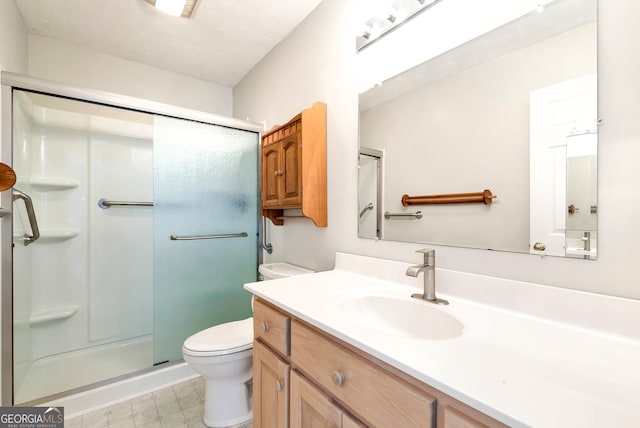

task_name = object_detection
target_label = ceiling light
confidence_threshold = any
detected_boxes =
[356,0,444,51]
[145,0,199,18]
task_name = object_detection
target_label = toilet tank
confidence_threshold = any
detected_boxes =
[258,262,314,280]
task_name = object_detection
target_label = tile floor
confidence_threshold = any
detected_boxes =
[64,377,252,428]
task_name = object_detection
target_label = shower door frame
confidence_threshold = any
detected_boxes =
[0,71,264,405]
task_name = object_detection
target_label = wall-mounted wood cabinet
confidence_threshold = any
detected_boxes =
[261,102,327,227]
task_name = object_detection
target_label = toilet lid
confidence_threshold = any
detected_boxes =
[183,317,253,356]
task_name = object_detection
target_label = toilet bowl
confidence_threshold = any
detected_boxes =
[182,262,314,428]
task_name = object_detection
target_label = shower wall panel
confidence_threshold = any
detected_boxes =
[88,130,153,342]
[12,94,33,388]
[25,121,90,361]
[13,93,153,364]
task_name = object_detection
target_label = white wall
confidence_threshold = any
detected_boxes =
[28,35,232,115]
[234,0,640,300]
[0,0,28,74]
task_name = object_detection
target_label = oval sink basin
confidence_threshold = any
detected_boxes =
[337,295,463,340]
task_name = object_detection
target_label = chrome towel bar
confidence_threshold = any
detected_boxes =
[384,211,423,219]
[170,232,248,241]
[359,203,374,218]
[98,198,153,209]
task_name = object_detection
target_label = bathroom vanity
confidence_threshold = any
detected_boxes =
[245,253,640,427]
[252,298,503,427]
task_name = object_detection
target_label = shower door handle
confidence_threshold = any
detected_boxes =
[13,189,40,246]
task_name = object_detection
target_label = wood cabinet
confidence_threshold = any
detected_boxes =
[253,300,291,428]
[261,102,327,227]
[252,298,507,428]
[290,370,342,427]
[290,370,364,428]
[253,340,290,428]
[262,132,302,208]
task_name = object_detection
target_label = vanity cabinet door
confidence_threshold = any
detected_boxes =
[290,370,342,428]
[254,341,290,428]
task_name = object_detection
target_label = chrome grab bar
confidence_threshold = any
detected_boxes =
[359,203,374,218]
[13,189,40,246]
[384,211,423,219]
[98,198,153,209]
[170,232,248,241]
[261,216,273,254]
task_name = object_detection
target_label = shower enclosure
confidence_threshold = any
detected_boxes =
[1,73,262,405]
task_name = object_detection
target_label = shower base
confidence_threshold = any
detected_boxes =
[15,335,153,404]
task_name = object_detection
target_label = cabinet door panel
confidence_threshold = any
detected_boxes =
[262,143,282,207]
[290,370,342,428]
[281,133,303,206]
[254,341,290,428]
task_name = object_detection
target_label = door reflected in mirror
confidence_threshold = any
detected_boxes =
[357,0,598,259]
[358,148,382,240]
[565,131,597,259]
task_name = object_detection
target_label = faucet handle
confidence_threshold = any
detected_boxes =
[415,248,435,264]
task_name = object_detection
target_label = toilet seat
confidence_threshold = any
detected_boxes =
[183,317,253,357]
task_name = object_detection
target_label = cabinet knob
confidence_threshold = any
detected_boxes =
[332,371,345,386]
[275,380,284,391]
[261,322,270,332]
[274,170,284,176]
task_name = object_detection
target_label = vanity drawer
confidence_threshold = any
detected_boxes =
[291,320,436,428]
[254,299,291,356]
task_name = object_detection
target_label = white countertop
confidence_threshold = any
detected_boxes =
[245,253,640,428]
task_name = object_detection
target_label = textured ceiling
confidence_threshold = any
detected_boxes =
[15,0,322,86]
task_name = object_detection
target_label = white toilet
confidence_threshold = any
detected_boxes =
[182,262,314,428]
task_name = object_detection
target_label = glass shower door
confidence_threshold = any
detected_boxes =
[10,90,155,404]
[153,116,259,363]
[5,86,260,404]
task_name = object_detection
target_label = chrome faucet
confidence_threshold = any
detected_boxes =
[406,249,448,305]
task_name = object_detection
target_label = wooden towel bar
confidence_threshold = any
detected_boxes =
[401,189,496,206]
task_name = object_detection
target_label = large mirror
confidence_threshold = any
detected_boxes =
[358,0,597,259]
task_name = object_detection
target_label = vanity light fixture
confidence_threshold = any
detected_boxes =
[145,0,199,17]
[356,0,444,51]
